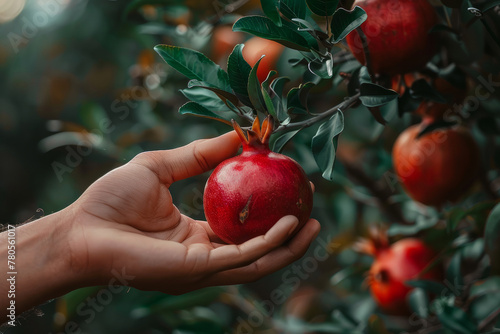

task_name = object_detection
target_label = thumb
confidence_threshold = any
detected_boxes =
[133,131,241,185]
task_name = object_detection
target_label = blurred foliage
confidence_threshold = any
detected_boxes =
[1,0,500,333]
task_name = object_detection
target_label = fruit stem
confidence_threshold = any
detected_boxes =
[355,27,374,80]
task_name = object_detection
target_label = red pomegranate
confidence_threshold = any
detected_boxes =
[345,0,439,76]
[203,117,313,244]
[392,122,479,207]
[366,238,442,315]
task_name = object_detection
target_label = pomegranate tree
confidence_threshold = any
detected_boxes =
[203,117,313,244]
[346,0,439,75]
[392,122,479,207]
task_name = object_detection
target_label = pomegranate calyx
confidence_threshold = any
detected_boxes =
[353,226,389,256]
[232,116,273,150]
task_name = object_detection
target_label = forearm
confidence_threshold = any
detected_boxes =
[0,209,81,323]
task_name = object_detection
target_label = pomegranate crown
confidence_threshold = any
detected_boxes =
[352,225,389,256]
[232,116,273,149]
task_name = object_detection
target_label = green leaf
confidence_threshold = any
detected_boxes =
[287,87,308,114]
[306,0,339,16]
[485,203,500,275]
[398,88,422,117]
[441,0,463,8]
[154,45,231,92]
[187,80,240,110]
[447,208,467,232]
[467,201,499,232]
[359,83,399,107]
[409,288,429,318]
[180,87,231,113]
[447,251,464,287]
[228,44,253,107]
[281,0,307,20]
[437,303,478,334]
[469,277,500,323]
[233,16,312,51]
[260,0,282,26]
[149,287,224,312]
[272,129,301,153]
[270,77,291,122]
[287,82,316,114]
[330,6,367,43]
[410,79,447,103]
[387,213,439,236]
[80,102,107,130]
[311,111,345,180]
[62,287,102,317]
[299,82,316,113]
[407,280,446,295]
[309,56,334,79]
[247,57,267,114]
[461,238,484,262]
[367,107,387,125]
[179,102,232,125]
[475,0,500,13]
[358,66,371,84]
[261,71,278,118]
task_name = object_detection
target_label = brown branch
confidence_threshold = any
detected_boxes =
[274,93,361,134]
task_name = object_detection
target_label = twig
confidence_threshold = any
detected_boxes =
[274,93,361,133]
[442,5,452,28]
[356,27,373,79]
[332,52,355,66]
[478,307,500,331]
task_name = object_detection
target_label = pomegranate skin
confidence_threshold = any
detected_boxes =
[369,238,441,315]
[345,0,439,75]
[204,146,313,245]
[392,124,479,207]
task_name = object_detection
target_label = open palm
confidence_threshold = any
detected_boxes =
[67,131,320,294]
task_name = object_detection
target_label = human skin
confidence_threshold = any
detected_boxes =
[0,131,320,320]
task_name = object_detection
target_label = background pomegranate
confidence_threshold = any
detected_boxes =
[392,123,479,207]
[203,117,313,244]
[366,238,442,315]
[242,36,285,83]
[210,25,245,65]
[345,0,439,75]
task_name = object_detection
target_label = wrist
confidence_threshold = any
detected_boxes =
[0,208,87,319]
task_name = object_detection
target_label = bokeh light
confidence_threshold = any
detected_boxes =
[0,0,26,24]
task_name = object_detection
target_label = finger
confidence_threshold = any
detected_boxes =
[196,219,226,244]
[134,131,241,185]
[310,181,315,193]
[202,219,321,286]
[205,216,300,273]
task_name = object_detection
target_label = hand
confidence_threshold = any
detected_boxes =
[1,131,320,319]
[65,131,320,294]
